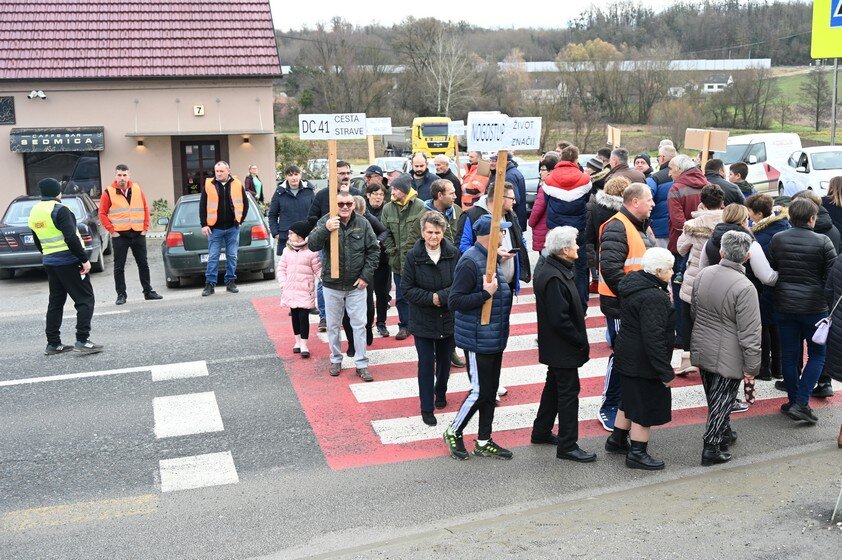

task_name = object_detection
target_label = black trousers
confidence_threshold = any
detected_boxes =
[451,351,503,440]
[372,260,391,325]
[415,336,454,413]
[289,307,311,339]
[760,323,781,378]
[680,300,693,351]
[45,263,95,345]
[532,366,580,452]
[112,233,152,296]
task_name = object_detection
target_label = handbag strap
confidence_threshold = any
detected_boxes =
[831,294,842,317]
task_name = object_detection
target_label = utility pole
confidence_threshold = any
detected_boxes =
[832,58,839,146]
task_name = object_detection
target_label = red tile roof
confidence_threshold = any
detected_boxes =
[0,0,282,80]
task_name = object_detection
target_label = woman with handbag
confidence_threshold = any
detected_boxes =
[822,252,842,448]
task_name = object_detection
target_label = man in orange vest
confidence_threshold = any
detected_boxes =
[199,161,249,296]
[99,163,162,305]
[596,182,655,432]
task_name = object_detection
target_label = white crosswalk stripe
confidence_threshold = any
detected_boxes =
[159,451,239,493]
[153,391,225,439]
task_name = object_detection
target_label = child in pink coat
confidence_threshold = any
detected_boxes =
[277,220,321,357]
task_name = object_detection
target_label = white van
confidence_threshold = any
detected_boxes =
[713,133,802,193]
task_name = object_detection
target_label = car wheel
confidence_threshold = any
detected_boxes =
[0,268,14,280]
[103,235,113,255]
[263,267,276,280]
[90,243,105,273]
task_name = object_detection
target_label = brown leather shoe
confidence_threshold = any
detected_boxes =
[395,327,410,340]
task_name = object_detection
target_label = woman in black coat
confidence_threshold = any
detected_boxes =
[607,247,676,471]
[402,211,459,426]
[823,253,842,448]
[531,226,596,463]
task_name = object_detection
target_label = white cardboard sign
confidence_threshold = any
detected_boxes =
[298,113,367,140]
[447,120,466,137]
[509,117,542,150]
[366,117,392,136]
[467,114,511,152]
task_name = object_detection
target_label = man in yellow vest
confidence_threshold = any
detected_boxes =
[29,178,103,355]
[199,161,249,296]
[596,182,655,432]
[98,163,162,305]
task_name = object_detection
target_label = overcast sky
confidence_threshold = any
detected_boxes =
[270,0,667,30]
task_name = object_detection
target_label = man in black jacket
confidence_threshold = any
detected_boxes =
[29,178,102,355]
[434,155,463,203]
[531,225,596,463]
[704,159,744,206]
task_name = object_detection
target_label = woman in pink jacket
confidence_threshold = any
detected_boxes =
[527,152,559,253]
[277,220,321,358]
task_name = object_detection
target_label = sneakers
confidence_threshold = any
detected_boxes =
[74,340,104,354]
[329,362,341,377]
[318,318,327,332]
[774,380,787,392]
[376,323,390,337]
[675,353,698,376]
[598,407,617,432]
[673,272,683,285]
[144,291,163,300]
[786,402,818,424]
[226,281,239,293]
[731,399,750,414]
[473,439,513,460]
[812,382,834,398]
[356,367,373,382]
[443,428,470,460]
[44,343,74,355]
[201,283,215,297]
[395,327,410,340]
[115,294,127,305]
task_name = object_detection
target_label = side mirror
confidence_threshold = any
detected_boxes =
[796,166,807,173]
[747,155,758,165]
[157,217,169,226]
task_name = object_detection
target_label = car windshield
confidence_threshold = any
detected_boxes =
[810,151,842,171]
[172,200,261,228]
[518,161,539,180]
[713,144,749,165]
[376,159,405,172]
[3,198,84,226]
[421,124,449,137]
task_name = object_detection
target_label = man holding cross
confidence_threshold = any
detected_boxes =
[308,190,380,381]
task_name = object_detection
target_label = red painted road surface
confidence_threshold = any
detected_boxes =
[254,287,841,470]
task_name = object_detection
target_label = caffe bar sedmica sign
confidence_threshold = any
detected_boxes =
[10,127,105,153]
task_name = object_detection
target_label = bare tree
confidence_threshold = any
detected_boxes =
[731,67,779,129]
[649,98,703,150]
[800,65,832,132]
[425,32,477,116]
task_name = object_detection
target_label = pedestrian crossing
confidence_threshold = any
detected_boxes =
[254,284,842,470]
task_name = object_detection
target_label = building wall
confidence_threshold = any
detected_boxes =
[0,79,276,211]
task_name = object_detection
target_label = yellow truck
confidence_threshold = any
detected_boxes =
[411,117,455,157]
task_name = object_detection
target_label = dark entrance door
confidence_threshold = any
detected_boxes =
[180,141,219,196]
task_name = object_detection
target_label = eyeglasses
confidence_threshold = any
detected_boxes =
[337,202,354,208]
[503,196,516,201]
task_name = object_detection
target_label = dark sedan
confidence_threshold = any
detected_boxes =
[159,193,275,288]
[0,194,110,279]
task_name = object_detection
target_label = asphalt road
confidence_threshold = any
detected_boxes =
[0,238,840,559]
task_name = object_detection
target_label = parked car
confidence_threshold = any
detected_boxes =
[778,146,842,197]
[518,160,540,215]
[0,193,110,279]
[159,192,275,288]
[714,132,802,194]
[373,157,407,174]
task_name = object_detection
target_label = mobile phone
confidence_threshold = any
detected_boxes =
[507,248,519,254]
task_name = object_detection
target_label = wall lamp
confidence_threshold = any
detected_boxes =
[136,140,144,147]
[27,90,47,100]
[242,136,250,145]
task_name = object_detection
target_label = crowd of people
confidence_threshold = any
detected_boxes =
[268,143,842,466]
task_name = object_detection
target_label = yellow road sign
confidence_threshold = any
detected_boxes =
[812,0,842,58]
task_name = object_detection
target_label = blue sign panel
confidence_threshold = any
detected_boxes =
[833,0,842,28]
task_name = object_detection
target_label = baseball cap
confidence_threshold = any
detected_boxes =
[472,213,512,236]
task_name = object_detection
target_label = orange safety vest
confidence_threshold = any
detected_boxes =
[204,177,244,226]
[597,211,647,298]
[107,183,146,232]
[461,165,489,210]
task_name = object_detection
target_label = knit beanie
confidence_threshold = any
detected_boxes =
[289,220,313,239]
[38,178,61,198]
[390,173,412,194]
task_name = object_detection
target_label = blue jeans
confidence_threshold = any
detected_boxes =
[776,311,827,406]
[393,272,409,329]
[205,225,239,285]
[415,336,454,413]
[317,281,325,319]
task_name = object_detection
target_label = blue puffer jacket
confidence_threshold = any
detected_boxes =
[451,243,512,354]
[646,167,672,239]
[267,181,316,254]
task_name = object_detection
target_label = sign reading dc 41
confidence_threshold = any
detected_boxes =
[298,113,368,140]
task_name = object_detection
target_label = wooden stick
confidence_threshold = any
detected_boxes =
[367,135,376,165]
[327,140,339,279]
[700,130,711,171]
[481,150,508,325]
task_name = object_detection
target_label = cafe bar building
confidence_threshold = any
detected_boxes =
[0,0,282,212]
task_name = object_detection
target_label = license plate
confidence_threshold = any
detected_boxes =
[23,234,34,244]
[200,253,226,263]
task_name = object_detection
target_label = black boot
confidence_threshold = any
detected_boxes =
[701,443,731,466]
[625,440,665,470]
[605,427,630,454]
[719,429,737,451]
